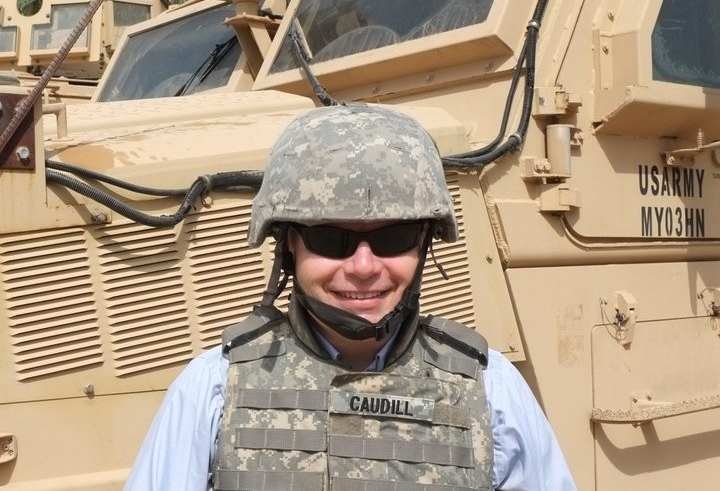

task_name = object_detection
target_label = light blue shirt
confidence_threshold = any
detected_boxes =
[311,324,401,372]
[124,343,577,491]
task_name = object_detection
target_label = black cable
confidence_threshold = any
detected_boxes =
[46,168,265,227]
[442,0,549,168]
[46,159,188,196]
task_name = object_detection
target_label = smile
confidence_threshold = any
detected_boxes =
[338,291,385,299]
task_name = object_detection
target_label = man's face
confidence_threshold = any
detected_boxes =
[288,221,423,324]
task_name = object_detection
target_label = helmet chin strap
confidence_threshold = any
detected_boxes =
[292,236,430,341]
[294,282,417,341]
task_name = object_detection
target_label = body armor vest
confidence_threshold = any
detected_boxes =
[214,307,493,491]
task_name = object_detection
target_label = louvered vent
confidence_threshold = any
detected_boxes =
[100,202,268,377]
[419,176,475,328]
[1,230,102,381]
[3,177,475,382]
[184,205,267,349]
[96,220,194,376]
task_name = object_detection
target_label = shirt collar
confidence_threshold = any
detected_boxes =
[312,327,402,372]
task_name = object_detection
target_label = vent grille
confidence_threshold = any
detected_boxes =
[184,204,266,348]
[96,221,192,376]
[3,177,476,382]
[420,177,475,327]
[1,230,102,381]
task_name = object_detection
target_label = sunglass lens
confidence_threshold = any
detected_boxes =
[370,223,423,256]
[302,227,358,258]
[297,222,424,258]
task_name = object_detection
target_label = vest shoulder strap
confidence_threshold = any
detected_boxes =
[420,315,489,369]
[221,305,286,359]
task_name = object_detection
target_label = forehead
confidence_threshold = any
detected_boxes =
[317,220,405,232]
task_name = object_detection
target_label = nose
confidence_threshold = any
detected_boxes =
[344,240,381,278]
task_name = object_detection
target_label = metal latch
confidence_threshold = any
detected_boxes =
[0,433,17,464]
[614,290,636,346]
[699,287,720,316]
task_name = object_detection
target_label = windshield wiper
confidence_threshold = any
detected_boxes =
[174,35,239,97]
[288,21,338,106]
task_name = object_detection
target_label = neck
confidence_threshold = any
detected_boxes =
[287,293,420,370]
[312,316,390,370]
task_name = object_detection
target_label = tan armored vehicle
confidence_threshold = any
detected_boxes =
[1,0,719,489]
[0,0,171,101]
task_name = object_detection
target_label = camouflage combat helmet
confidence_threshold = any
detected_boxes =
[247,104,458,247]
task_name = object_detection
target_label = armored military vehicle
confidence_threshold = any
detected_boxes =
[0,0,172,101]
[1,0,719,489]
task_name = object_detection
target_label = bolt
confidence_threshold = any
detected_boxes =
[202,195,213,207]
[91,210,109,224]
[485,253,493,263]
[16,146,30,164]
[607,11,615,21]
[425,74,433,82]
[84,383,95,396]
[602,44,609,54]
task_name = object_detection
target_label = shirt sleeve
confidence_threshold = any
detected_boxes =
[123,346,228,491]
[483,350,578,491]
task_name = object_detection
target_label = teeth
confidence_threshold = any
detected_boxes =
[341,291,382,299]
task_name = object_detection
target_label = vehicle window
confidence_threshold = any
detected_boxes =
[652,0,720,89]
[271,0,493,73]
[113,1,153,27]
[31,3,89,50]
[0,26,17,54]
[96,3,240,102]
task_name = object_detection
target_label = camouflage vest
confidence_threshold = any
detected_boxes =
[213,306,493,491]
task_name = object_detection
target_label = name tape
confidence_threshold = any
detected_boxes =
[330,391,435,422]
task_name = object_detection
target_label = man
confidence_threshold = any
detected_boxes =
[124,104,577,490]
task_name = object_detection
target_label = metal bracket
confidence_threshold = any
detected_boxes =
[0,92,37,170]
[537,182,581,212]
[0,433,17,464]
[225,13,280,78]
[533,86,582,116]
[664,129,720,167]
[520,156,570,181]
[614,290,636,346]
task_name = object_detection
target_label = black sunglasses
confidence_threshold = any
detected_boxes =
[290,221,425,259]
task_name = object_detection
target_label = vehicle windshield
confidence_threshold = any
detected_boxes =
[270,0,494,73]
[652,0,720,89]
[96,3,240,102]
